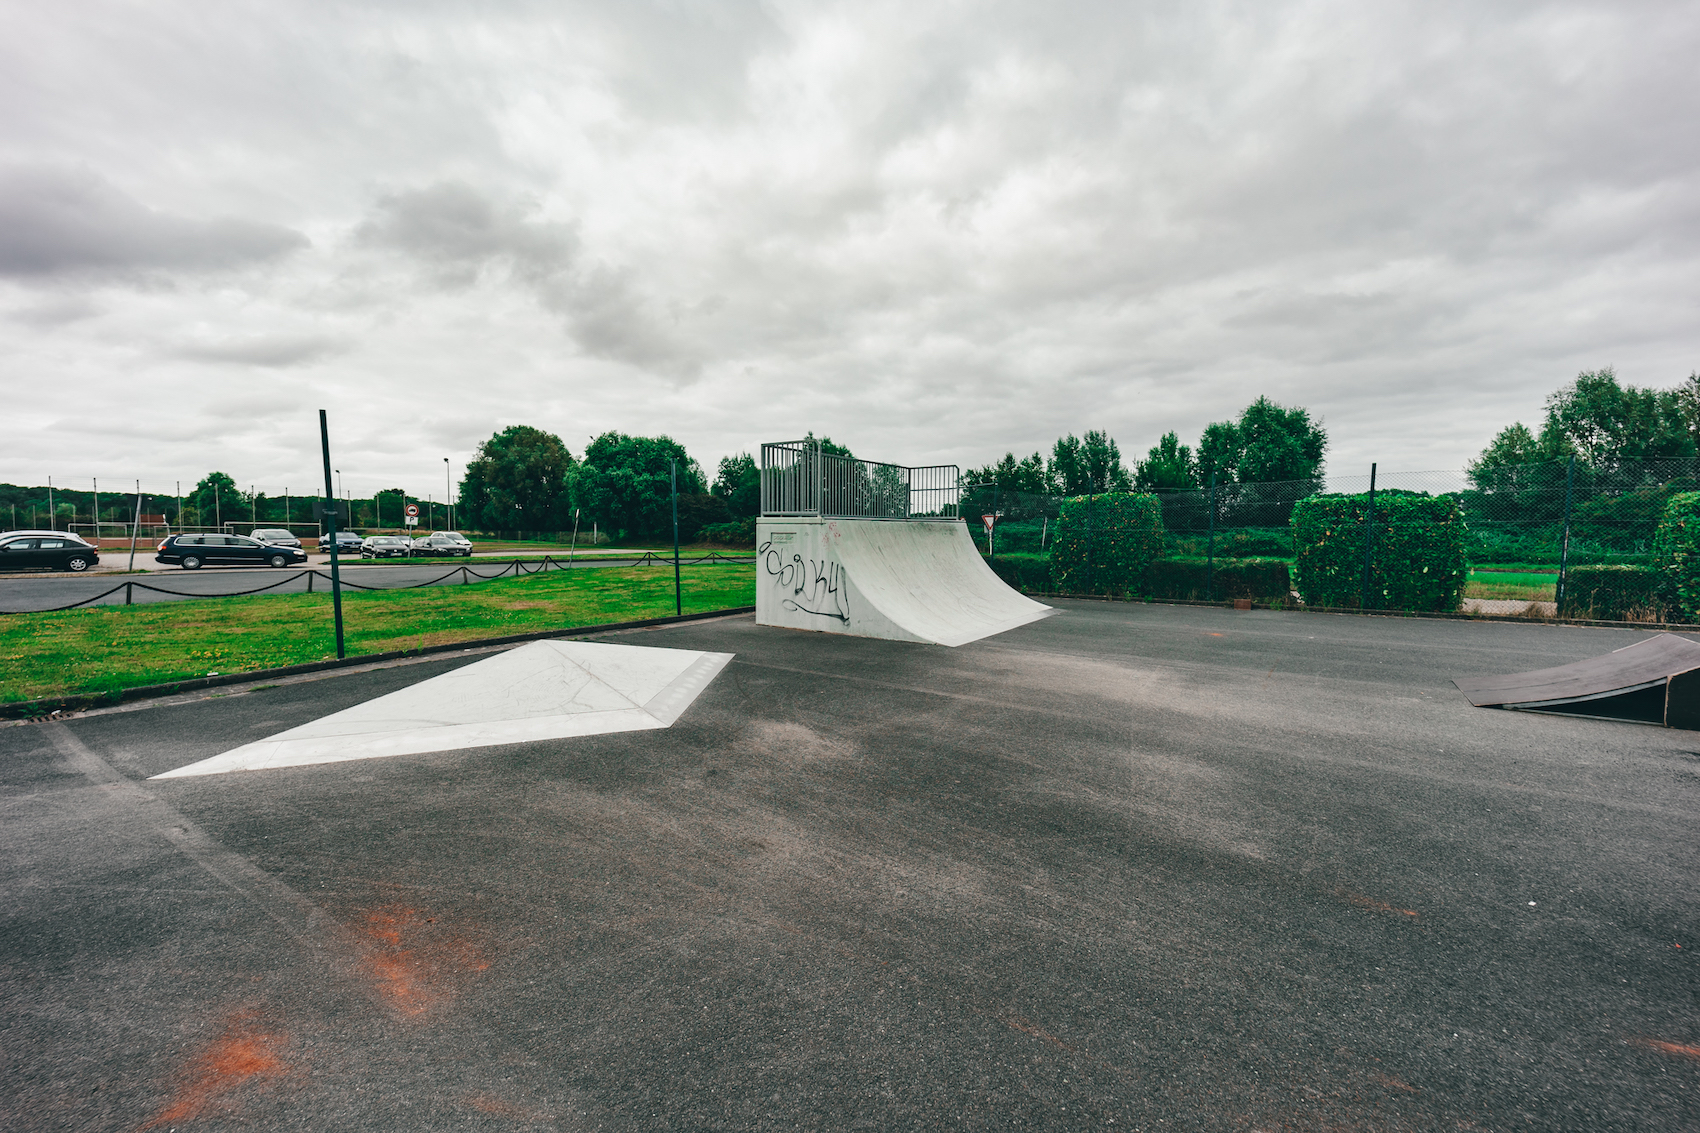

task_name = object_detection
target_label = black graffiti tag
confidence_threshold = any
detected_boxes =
[760,539,851,624]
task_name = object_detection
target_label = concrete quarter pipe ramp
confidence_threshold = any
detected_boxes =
[1453,633,1700,729]
[757,517,1053,647]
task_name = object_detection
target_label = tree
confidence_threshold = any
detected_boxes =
[713,453,761,519]
[1540,368,1694,467]
[574,432,705,541]
[965,452,1050,493]
[1194,398,1327,484]
[1134,432,1198,491]
[189,472,242,527]
[1048,432,1131,494]
[459,426,575,533]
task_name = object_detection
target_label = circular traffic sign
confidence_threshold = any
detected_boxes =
[405,503,419,518]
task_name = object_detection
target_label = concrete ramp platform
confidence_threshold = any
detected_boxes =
[757,517,1052,647]
[1453,632,1700,728]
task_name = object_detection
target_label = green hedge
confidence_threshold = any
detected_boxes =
[1146,558,1292,602]
[697,518,756,548]
[1558,565,1667,621]
[1653,491,1700,620]
[982,552,1053,594]
[1291,491,1467,611]
[1049,493,1165,596]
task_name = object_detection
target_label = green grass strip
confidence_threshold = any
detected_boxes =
[1,563,754,704]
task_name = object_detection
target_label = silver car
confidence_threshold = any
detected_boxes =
[409,531,474,557]
[249,527,302,549]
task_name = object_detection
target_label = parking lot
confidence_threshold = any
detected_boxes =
[3,602,1697,1130]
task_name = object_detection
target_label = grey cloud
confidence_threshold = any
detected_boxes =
[0,165,307,278]
[172,333,347,367]
[356,181,576,284]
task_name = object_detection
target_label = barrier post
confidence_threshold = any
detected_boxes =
[319,410,346,659]
[1359,462,1378,611]
[1556,455,1576,613]
[125,581,133,606]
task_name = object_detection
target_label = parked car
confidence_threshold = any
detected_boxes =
[0,530,100,572]
[326,530,365,556]
[249,527,302,549]
[409,531,475,557]
[156,533,308,569]
[361,535,413,559]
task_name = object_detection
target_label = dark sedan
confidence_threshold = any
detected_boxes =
[0,530,100,572]
[156,533,308,569]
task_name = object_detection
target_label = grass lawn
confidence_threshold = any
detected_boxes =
[0,563,754,704]
[1465,567,1557,601]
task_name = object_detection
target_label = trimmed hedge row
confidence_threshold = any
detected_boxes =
[983,552,1054,594]
[1653,491,1700,621]
[1145,558,1292,602]
[1291,491,1467,611]
[1558,565,1666,621]
[1048,493,1165,596]
[982,553,1291,601]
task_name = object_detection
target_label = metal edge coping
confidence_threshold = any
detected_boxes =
[1,606,757,721]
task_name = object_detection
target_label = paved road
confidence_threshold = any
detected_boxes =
[4,603,1697,1129]
[0,555,751,613]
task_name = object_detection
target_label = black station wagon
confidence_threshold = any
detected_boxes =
[0,530,100,572]
[156,533,308,569]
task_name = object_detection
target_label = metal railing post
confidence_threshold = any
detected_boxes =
[319,410,346,659]
[1556,455,1576,613]
[671,459,682,617]
[1084,474,1095,596]
[1359,462,1378,611]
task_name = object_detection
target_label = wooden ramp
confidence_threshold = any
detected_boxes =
[1453,633,1700,729]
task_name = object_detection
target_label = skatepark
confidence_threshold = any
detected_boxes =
[4,444,1699,1130]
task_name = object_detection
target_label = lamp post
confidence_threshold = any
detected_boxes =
[444,457,452,530]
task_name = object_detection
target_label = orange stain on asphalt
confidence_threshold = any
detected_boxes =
[1635,1038,1700,1061]
[359,905,490,1018]
[1204,632,1225,637]
[1340,889,1419,917]
[139,1012,288,1130]
[1001,1014,1077,1053]
[1373,1071,1420,1093]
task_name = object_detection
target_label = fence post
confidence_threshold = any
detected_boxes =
[125,581,133,606]
[307,570,314,593]
[319,410,346,660]
[1556,455,1576,614]
[1359,462,1378,610]
[1205,472,1217,601]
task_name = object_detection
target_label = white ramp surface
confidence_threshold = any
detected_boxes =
[757,517,1052,647]
[153,641,734,778]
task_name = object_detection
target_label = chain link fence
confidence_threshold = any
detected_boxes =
[961,457,1700,618]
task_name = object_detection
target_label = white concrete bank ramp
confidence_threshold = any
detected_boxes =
[756,517,1053,647]
[152,641,734,778]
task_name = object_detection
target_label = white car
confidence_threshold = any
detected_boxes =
[409,531,474,557]
[249,527,302,549]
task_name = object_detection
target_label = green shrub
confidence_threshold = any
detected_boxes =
[1291,491,1467,611]
[1049,493,1165,595]
[1165,526,1295,559]
[1653,491,1700,619]
[982,552,1054,594]
[1145,558,1292,602]
[1559,565,1666,620]
[696,518,756,548]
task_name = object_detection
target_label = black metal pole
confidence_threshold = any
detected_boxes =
[991,483,999,560]
[1556,455,1576,613]
[319,410,345,659]
[1359,462,1378,610]
[1205,472,1217,601]
[671,460,682,616]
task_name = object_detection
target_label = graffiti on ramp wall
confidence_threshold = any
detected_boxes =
[761,537,851,624]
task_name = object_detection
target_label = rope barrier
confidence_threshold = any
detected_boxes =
[0,551,757,615]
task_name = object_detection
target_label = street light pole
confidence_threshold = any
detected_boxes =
[320,410,346,659]
[444,458,452,530]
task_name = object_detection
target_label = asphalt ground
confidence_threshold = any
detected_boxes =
[3,602,1698,1131]
[0,556,738,613]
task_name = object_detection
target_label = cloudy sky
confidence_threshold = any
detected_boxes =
[4,0,1697,501]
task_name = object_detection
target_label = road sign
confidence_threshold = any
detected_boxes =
[981,514,997,536]
[405,503,419,518]
[312,499,343,523]
[405,516,418,527]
